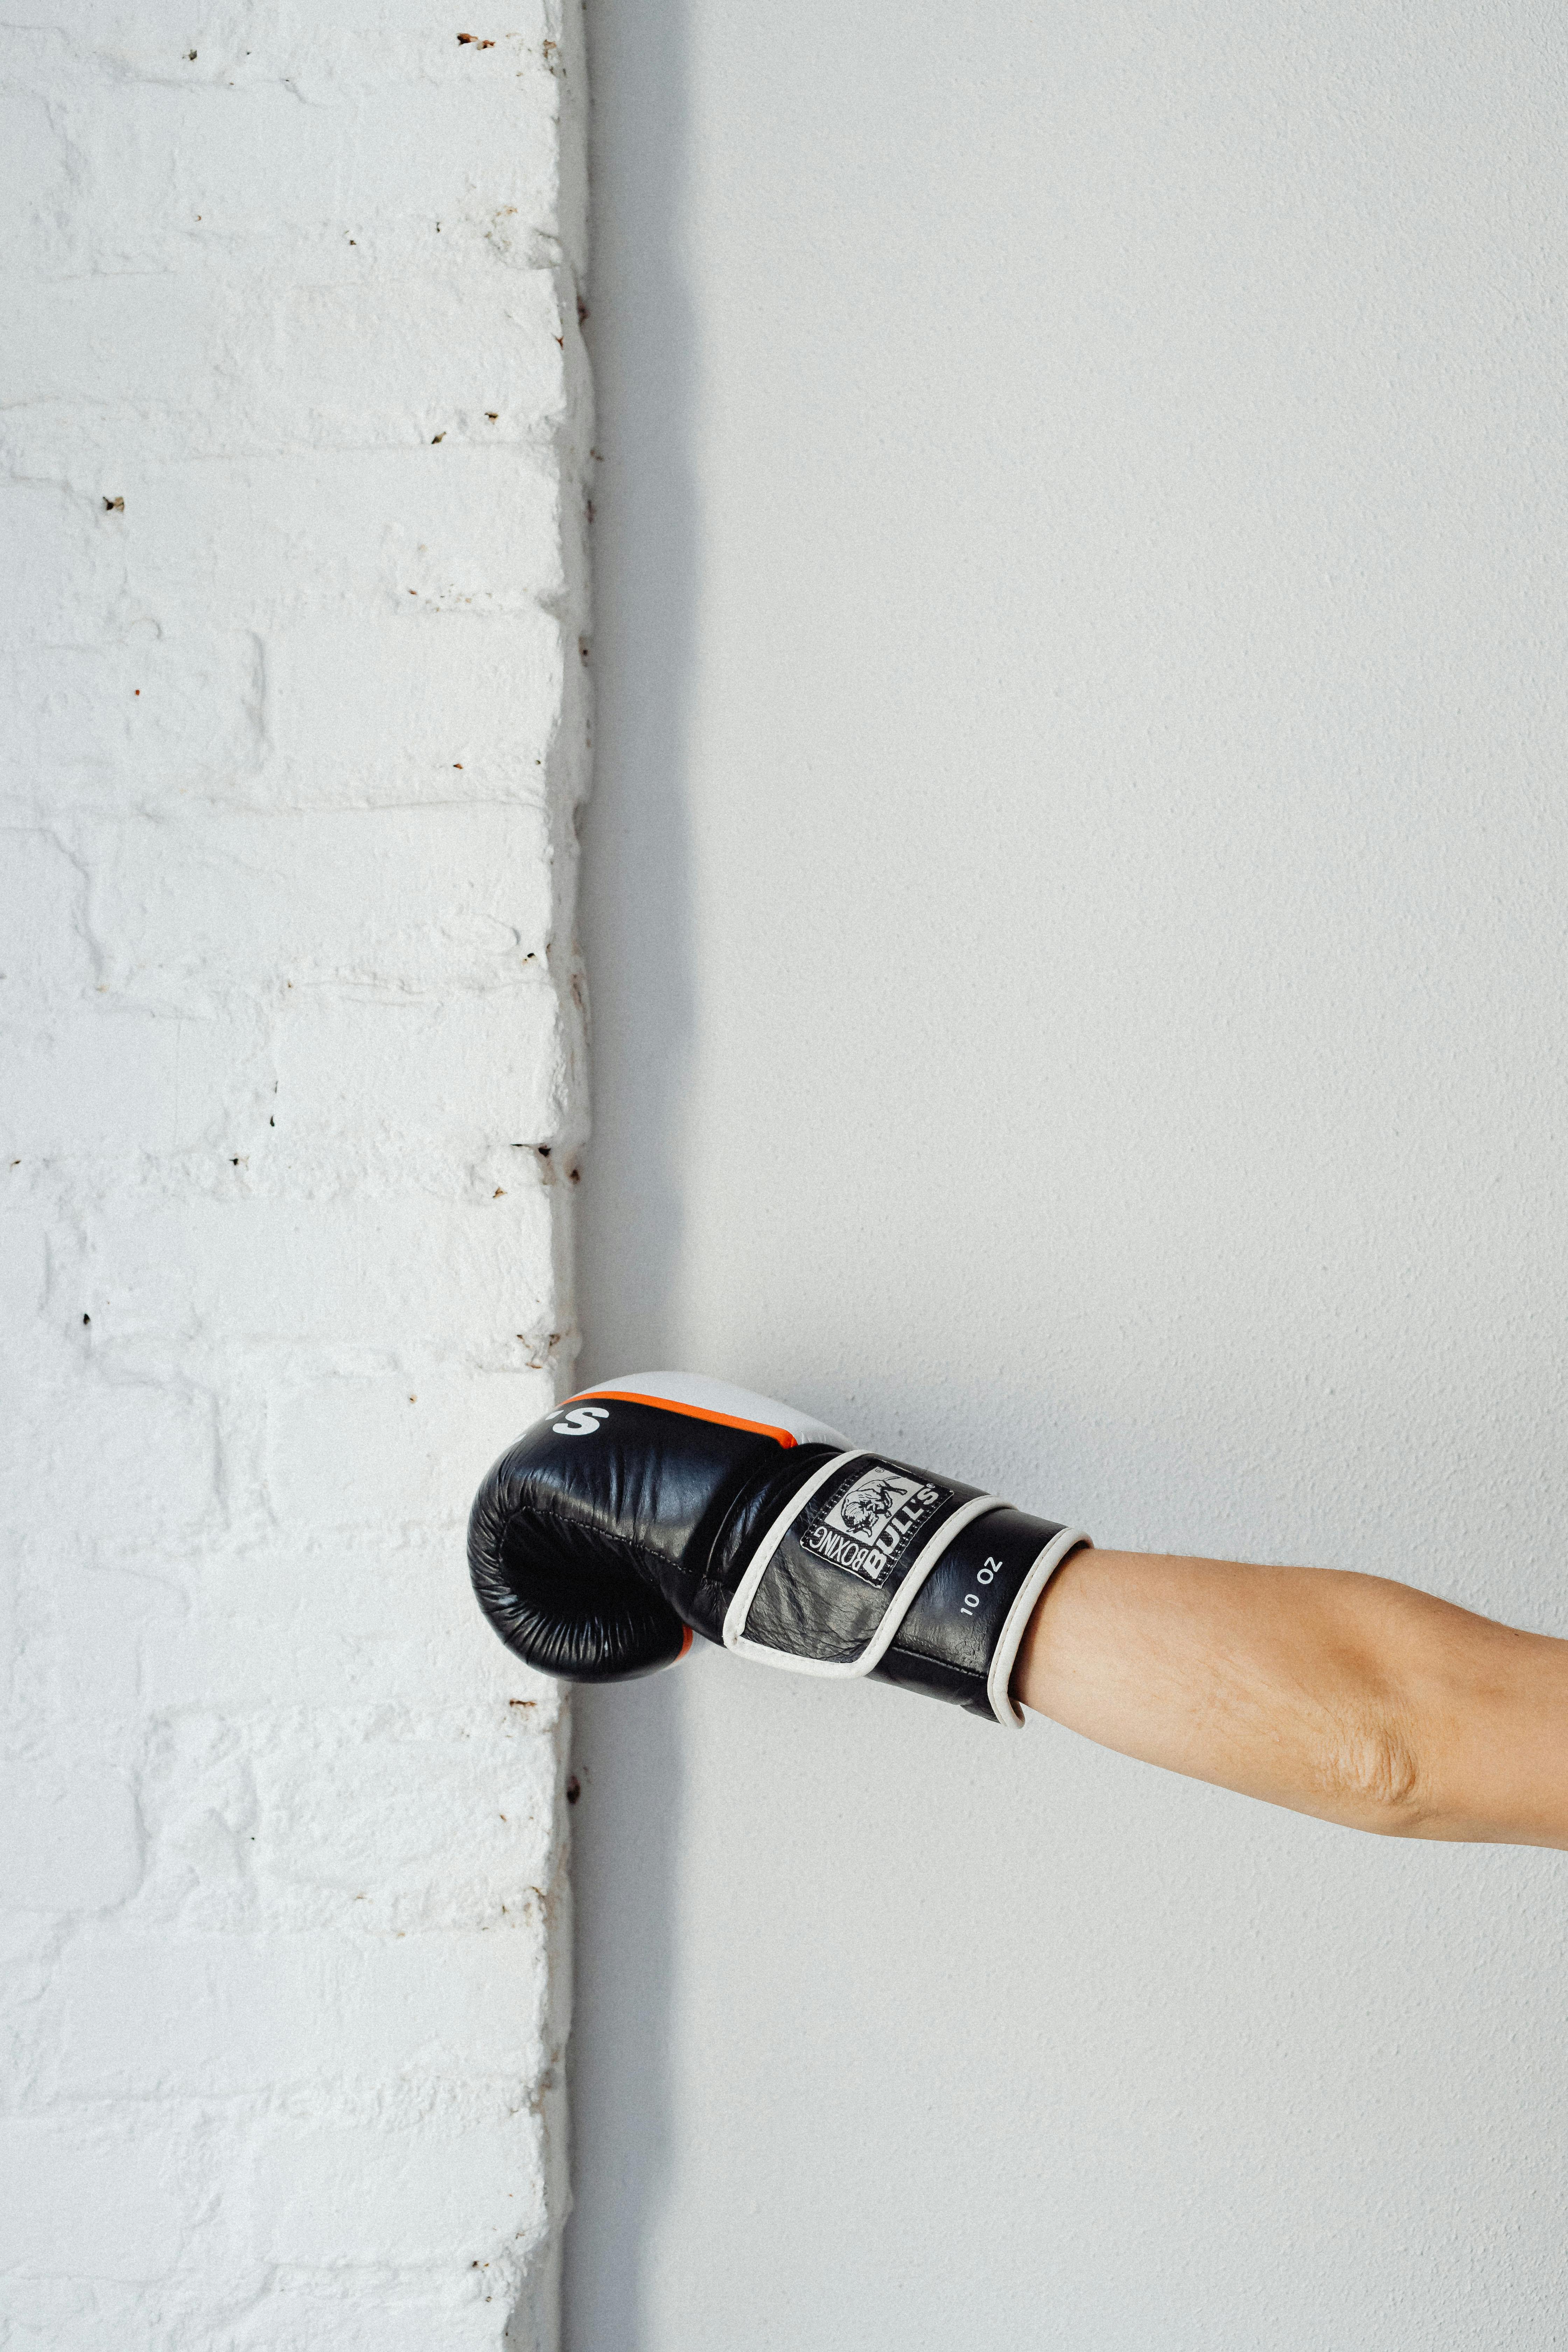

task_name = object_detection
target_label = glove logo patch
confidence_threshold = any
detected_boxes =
[799,1463,945,1585]
[553,1405,611,1436]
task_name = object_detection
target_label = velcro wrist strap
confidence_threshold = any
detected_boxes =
[873,1506,1091,1726]
[722,1451,1003,1679]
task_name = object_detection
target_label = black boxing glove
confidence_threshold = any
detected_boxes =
[468,1372,1090,1727]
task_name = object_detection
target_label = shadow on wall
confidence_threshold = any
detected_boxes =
[564,0,695,2343]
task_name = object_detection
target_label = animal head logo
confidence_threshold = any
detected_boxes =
[835,1472,907,1537]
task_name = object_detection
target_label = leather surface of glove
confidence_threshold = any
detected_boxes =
[468,1371,1089,1727]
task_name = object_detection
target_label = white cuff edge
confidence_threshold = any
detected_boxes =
[985,1528,1093,1729]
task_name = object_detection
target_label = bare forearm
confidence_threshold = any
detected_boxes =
[1013,1547,1568,1847]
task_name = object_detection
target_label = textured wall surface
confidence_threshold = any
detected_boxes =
[0,6,589,2345]
[575,3,1568,2347]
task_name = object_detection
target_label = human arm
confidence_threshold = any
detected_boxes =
[468,1370,1568,1848]
[1014,1547,1568,1847]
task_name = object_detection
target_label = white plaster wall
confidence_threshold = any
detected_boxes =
[574,4,1568,2346]
[0,6,590,2345]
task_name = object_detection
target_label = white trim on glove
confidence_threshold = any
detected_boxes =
[985,1527,1092,1728]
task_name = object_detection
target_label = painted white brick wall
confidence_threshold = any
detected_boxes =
[1,4,590,2344]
